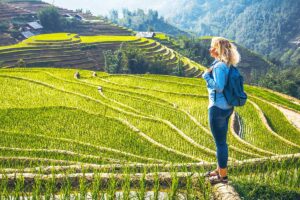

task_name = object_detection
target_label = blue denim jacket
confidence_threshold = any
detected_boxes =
[202,59,233,110]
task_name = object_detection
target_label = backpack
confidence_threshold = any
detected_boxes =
[222,65,247,106]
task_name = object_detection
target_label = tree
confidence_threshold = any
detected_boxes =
[148,10,158,22]
[115,44,129,73]
[258,66,300,99]
[147,26,155,32]
[75,9,83,13]
[148,54,171,74]
[85,10,92,15]
[125,47,148,74]
[38,6,63,32]
[103,50,117,73]
[103,47,129,74]
[175,55,185,76]
[109,9,119,23]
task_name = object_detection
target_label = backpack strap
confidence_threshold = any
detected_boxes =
[226,65,232,85]
[212,60,219,102]
[211,59,219,66]
[214,90,216,102]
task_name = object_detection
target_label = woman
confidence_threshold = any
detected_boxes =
[202,37,241,184]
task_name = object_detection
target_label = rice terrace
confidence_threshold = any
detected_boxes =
[0,0,299,199]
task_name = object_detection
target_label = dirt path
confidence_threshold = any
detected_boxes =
[273,105,300,130]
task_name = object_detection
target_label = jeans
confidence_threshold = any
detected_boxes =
[208,106,234,168]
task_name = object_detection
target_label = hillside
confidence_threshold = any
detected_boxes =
[0,0,133,46]
[0,0,205,78]
[155,35,274,83]
[190,37,274,83]
[0,33,205,77]
[7,0,134,36]
[110,9,190,37]
[0,67,299,198]
[164,0,300,65]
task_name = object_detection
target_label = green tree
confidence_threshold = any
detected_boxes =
[38,6,63,31]
[103,50,117,73]
[115,47,129,74]
[109,9,119,23]
[125,47,148,74]
[147,26,155,32]
[148,54,165,74]
[175,56,185,76]
[0,21,9,32]
[258,66,300,99]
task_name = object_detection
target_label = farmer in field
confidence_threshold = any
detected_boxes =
[202,37,241,184]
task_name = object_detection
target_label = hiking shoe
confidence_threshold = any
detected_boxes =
[209,174,228,185]
[204,169,219,177]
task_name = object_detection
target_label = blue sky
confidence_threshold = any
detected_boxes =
[43,0,182,17]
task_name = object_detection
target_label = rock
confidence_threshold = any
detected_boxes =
[74,71,80,79]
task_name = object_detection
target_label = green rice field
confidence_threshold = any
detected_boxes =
[0,33,205,78]
[0,67,299,199]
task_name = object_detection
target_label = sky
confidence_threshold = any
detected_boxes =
[43,0,182,17]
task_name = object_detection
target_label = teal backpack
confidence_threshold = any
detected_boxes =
[223,65,247,106]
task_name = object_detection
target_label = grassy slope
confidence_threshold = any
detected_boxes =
[0,67,298,163]
[0,67,299,198]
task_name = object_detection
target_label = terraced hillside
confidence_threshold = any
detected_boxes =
[0,1,32,20]
[153,35,275,82]
[0,34,16,46]
[3,0,133,36]
[0,33,205,77]
[0,68,299,199]
[65,21,134,36]
[2,0,93,19]
[0,0,133,50]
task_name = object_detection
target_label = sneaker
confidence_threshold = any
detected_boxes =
[204,169,219,177]
[208,174,228,184]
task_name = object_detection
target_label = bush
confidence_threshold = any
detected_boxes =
[17,59,26,68]
[0,21,9,32]
[62,18,80,29]
[80,45,98,50]
[258,66,300,99]
[10,29,20,38]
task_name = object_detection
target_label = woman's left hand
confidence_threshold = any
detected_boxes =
[206,67,213,73]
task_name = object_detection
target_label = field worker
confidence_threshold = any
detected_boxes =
[202,37,241,184]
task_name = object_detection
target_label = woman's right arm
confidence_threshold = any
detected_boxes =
[202,63,227,93]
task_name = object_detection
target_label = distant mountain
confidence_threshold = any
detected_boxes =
[164,0,300,66]
[108,9,189,37]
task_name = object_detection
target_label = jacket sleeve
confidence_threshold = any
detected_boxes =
[202,63,226,93]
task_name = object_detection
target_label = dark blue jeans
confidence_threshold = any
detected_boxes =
[208,106,234,168]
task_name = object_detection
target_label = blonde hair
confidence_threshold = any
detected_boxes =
[211,37,240,66]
